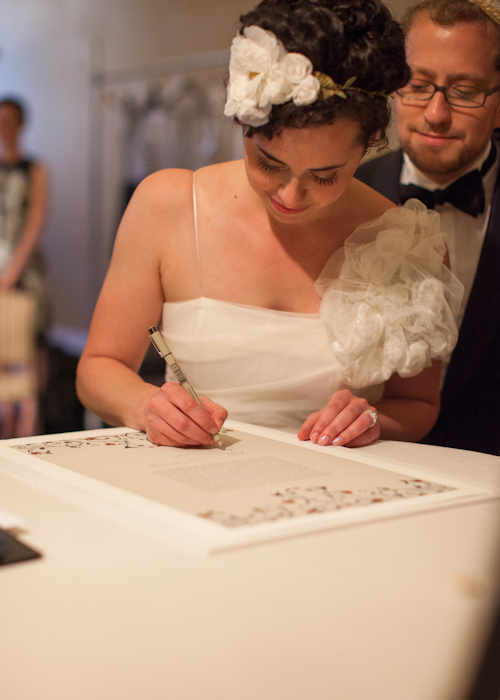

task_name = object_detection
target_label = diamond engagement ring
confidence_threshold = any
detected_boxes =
[363,410,378,428]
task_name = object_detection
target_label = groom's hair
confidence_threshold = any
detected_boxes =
[402,0,500,71]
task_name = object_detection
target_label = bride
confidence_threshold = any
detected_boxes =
[77,0,462,448]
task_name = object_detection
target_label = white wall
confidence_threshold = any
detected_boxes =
[0,0,255,331]
[0,0,413,333]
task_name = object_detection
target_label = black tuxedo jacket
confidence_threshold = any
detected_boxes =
[356,149,500,455]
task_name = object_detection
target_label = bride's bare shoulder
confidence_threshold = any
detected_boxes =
[114,162,247,253]
[111,169,196,256]
[129,168,193,212]
[130,161,245,210]
[349,177,398,222]
[195,159,246,191]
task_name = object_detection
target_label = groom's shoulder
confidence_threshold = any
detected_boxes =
[355,149,404,185]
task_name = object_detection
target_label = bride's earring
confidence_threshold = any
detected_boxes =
[364,146,372,157]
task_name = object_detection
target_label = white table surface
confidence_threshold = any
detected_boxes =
[1,435,499,700]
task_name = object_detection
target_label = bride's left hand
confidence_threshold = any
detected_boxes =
[298,389,380,447]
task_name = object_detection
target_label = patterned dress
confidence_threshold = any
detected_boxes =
[0,159,50,335]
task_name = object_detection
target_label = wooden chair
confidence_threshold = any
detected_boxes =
[0,290,37,437]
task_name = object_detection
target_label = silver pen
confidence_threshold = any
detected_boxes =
[148,326,224,448]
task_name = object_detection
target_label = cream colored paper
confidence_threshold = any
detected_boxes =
[0,421,493,552]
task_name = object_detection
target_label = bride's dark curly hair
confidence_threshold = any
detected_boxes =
[231,0,410,148]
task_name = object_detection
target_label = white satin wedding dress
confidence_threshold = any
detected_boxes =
[161,178,462,432]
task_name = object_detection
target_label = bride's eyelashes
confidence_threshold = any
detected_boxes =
[255,156,284,174]
[255,156,339,186]
[310,171,339,186]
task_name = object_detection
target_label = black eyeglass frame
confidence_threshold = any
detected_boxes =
[396,79,500,108]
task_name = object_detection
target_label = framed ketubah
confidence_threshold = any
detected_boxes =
[0,421,495,553]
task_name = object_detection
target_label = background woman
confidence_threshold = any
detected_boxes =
[77,0,461,448]
[0,97,50,437]
[0,98,49,328]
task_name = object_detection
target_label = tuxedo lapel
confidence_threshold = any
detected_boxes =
[355,150,403,204]
[440,160,500,410]
[358,145,500,452]
[358,147,500,411]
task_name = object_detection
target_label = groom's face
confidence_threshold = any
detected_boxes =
[395,15,500,184]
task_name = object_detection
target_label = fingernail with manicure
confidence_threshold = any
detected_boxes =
[332,436,343,446]
[318,435,330,446]
[311,432,319,443]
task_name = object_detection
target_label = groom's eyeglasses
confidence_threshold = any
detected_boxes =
[396,78,500,108]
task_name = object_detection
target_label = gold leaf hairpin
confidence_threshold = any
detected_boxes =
[314,73,388,101]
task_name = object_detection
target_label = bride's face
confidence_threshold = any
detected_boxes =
[243,119,366,222]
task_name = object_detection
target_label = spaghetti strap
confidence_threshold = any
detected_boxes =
[192,171,204,297]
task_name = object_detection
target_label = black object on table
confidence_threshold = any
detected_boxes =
[0,528,42,566]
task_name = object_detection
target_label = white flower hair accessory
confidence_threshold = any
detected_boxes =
[224,25,318,127]
[224,25,386,128]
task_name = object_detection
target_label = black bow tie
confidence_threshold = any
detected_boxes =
[400,142,497,218]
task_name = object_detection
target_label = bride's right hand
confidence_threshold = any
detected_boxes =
[144,382,227,447]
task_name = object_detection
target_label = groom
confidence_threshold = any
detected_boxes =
[356,0,500,455]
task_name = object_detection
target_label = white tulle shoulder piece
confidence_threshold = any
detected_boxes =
[315,199,464,388]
